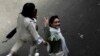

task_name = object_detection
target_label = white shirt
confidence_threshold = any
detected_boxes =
[16,14,43,44]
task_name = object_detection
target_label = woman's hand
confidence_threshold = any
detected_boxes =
[43,17,49,27]
[42,40,48,46]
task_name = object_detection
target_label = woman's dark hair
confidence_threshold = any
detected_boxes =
[49,15,59,27]
[33,9,37,18]
[21,3,35,19]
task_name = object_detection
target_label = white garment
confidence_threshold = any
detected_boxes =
[16,14,42,42]
[9,14,43,55]
[48,27,69,56]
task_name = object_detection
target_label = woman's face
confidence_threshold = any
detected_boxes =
[51,18,60,29]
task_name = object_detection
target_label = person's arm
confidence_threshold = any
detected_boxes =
[27,21,44,44]
[43,17,51,41]
[44,26,51,41]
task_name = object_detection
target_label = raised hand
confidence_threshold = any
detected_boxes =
[43,17,49,27]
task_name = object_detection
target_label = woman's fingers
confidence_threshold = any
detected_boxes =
[43,17,49,26]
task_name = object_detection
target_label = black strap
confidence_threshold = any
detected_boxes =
[6,28,16,39]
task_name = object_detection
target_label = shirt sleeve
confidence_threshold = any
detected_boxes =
[44,26,60,41]
[44,26,51,41]
[27,21,43,44]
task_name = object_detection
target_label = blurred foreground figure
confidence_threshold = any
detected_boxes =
[5,3,45,56]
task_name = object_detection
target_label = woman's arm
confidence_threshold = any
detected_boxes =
[43,17,51,41]
[27,21,44,44]
[44,26,51,41]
